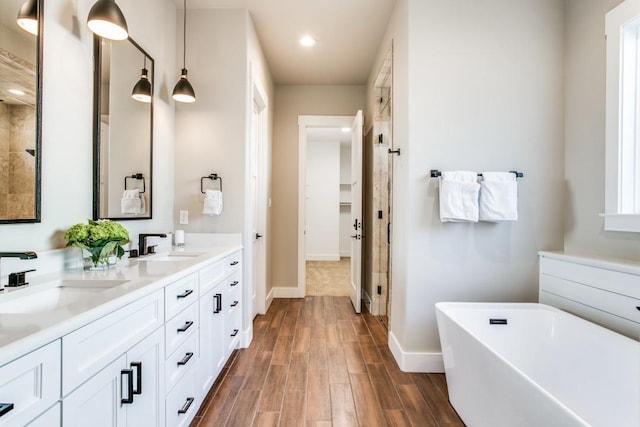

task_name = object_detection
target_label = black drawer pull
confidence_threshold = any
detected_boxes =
[121,369,134,404]
[214,293,222,314]
[130,362,142,395]
[230,261,239,266]
[176,289,193,299]
[178,397,195,415]
[0,404,14,418]
[177,321,194,333]
[636,306,640,311]
[177,352,194,366]
[230,329,239,337]
[230,301,239,307]
[230,280,239,287]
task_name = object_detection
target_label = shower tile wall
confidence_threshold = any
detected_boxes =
[0,103,35,219]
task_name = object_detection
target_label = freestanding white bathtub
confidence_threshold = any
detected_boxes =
[435,302,640,427]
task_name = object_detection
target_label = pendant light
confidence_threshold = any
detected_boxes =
[131,57,152,103]
[172,0,196,103]
[16,0,38,36]
[87,0,128,41]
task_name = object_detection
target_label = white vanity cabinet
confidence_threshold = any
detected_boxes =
[0,340,61,427]
[61,289,165,426]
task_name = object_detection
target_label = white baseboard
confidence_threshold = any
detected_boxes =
[266,288,274,311]
[340,251,350,257]
[306,254,341,261]
[362,289,372,312]
[240,326,253,349]
[272,286,305,298]
[388,330,444,373]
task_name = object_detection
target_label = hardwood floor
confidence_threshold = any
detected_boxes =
[191,297,465,427]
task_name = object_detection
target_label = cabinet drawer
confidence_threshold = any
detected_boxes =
[541,274,640,325]
[165,301,198,358]
[225,252,242,275]
[0,340,61,427]
[199,260,226,295]
[166,331,199,392]
[62,289,164,396]
[166,368,199,427]
[165,274,198,320]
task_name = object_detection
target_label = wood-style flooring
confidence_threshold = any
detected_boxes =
[191,296,465,427]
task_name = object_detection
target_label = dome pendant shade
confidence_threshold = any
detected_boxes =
[131,68,152,103]
[172,69,196,103]
[16,0,38,35]
[87,0,128,40]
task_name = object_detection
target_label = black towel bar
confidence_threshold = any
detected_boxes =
[430,170,524,179]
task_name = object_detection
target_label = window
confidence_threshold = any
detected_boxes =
[604,0,640,232]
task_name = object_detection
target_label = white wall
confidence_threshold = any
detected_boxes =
[271,85,366,288]
[1,0,176,252]
[367,0,566,371]
[306,140,340,260]
[564,0,640,258]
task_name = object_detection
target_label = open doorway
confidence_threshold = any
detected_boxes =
[298,113,364,313]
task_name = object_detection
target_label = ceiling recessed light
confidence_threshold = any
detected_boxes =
[8,89,25,96]
[341,127,350,133]
[299,36,316,47]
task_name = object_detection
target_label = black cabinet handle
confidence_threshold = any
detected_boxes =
[177,321,194,333]
[178,397,195,415]
[176,289,193,299]
[230,261,239,266]
[130,362,142,395]
[177,352,194,366]
[230,329,239,337]
[636,306,640,311]
[230,301,239,307]
[121,369,134,404]
[214,293,222,314]
[230,280,239,287]
[0,404,14,418]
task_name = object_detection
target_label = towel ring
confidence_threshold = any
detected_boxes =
[201,173,223,194]
[124,173,146,193]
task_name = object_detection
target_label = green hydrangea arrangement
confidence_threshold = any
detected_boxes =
[64,220,129,267]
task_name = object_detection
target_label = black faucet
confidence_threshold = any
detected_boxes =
[0,252,37,290]
[138,234,167,256]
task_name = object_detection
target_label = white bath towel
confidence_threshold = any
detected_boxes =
[121,189,142,214]
[439,171,480,222]
[203,189,223,216]
[479,172,518,222]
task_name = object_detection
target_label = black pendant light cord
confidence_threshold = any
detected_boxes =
[182,0,187,70]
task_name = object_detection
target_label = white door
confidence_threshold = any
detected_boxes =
[350,110,364,313]
[251,91,267,316]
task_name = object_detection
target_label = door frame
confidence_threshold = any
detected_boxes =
[297,115,356,297]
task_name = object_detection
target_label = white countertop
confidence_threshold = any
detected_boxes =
[539,250,640,276]
[0,245,242,364]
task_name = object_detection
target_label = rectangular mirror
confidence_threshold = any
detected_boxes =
[93,36,153,220]
[0,0,42,223]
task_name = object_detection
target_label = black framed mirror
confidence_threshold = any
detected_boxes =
[0,0,42,223]
[93,35,153,220]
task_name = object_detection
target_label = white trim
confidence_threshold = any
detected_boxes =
[601,213,640,232]
[240,325,253,349]
[388,331,444,373]
[266,288,274,312]
[298,115,357,298]
[272,286,306,299]
[339,250,351,257]
[362,289,372,312]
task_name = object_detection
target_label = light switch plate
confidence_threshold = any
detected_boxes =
[179,210,189,224]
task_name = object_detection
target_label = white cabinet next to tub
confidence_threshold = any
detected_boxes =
[539,251,640,339]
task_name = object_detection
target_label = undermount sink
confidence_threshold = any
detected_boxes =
[141,252,203,262]
[0,279,129,314]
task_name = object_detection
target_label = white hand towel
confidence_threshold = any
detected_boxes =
[439,171,480,222]
[121,189,142,214]
[138,193,146,215]
[203,189,223,216]
[479,172,518,222]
